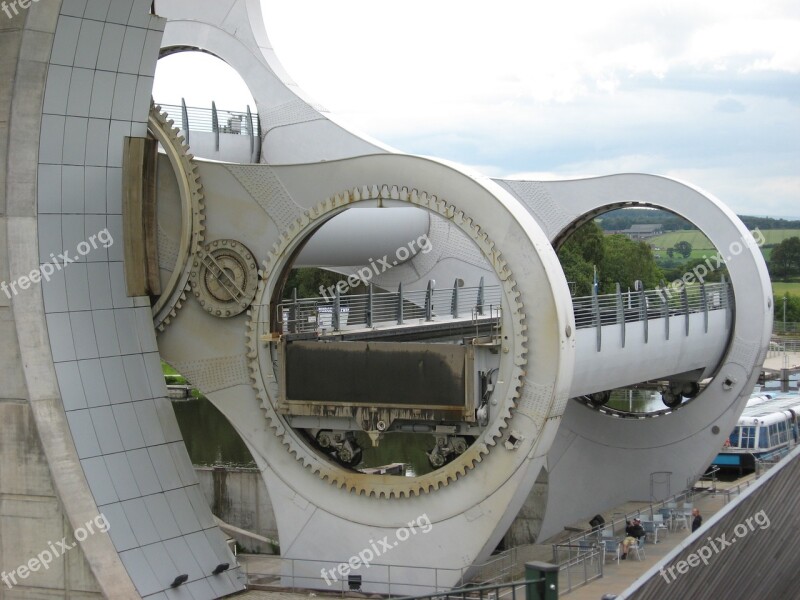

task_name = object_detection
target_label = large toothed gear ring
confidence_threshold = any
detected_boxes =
[148,102,206,331]
[190,239,259,318]
[247,184,527,498]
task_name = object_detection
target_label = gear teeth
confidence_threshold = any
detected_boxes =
[246,183,527,498]
[149,103,207,332]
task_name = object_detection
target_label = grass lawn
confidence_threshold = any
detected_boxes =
[650,229,800,251]
[773,281,800,297]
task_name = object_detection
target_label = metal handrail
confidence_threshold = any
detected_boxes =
[157,101,259,136]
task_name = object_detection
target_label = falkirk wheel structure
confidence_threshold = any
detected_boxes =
[0,0,773,598]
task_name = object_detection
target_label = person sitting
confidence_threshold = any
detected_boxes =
[691,508,702,532]
[621,518,645,559]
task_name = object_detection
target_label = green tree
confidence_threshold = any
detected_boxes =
[666,248,674,259]
[774,293,800,325]
[674,240,693,259]
[557,220,604,296]
[284,267,347,298]
[769,236,800,278]
[600,235,663,293]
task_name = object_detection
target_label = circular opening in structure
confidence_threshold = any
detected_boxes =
[275,204,500,476]
[557,205,736,416]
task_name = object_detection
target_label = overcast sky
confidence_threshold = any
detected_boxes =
[153,0,800,218]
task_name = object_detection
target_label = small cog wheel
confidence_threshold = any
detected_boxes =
[190,239,258,317]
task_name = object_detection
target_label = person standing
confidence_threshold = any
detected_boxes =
[691,508,702,532]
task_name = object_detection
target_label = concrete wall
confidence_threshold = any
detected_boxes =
[194,468,278,554]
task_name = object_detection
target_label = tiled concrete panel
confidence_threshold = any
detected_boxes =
[74,19,105,69]
[203,528,236,567]
[184,486,214,530]
[207,572,239,599]
[112,403,145,450]
[38,214,63,263]
[168,443,196,488]
[90,406,125,454]
[134,75,154,122]
[63,116,89,165]
[55,361,88,411]
[66,266,93,313]
[38,164,62,213]
[136,310,158,352]
[62,0,88,17]
[123,354,152,400]
[96,22,126,72]
[87,262,113,309]
[79,358,111,407]
[162,537,204,582]
[143,493,181,541]
[165,488,202,535]
[51,15,82,66]
[47,311,77,362]
[85,118,110,166]
[102,502,139,552]
[67,72,96,124]
[66,409,102,458]
[85,215,110,261]
[107,166,122,213]
[135,399,166,446]
[120,548,162,597]
[100,356,133,403]
[109,261,134,308]
[92,309,121,356]
[84,0,112,21]
[62,164,85,212]
[108,120,131,167]
[121,497,161,546]
[139,30,160,76]
[40,114,66,164]
[111,73,137,121]
[70,309,100,357]
[42,267,70,313]
[141,542,180,590]
[106,0,134,26]
[106,214,124,260]
[128,0,151,28]
[82,455,120,505]
[144,352,168,394]
[127,448,162,496]
[186,578,216,600]
[164,586,194,600]
[85,165,107,213]
[185,531,227,580]
[148,445,182,492]
[153,397,183,444]
[43,65,72,115]
[89,70,116,119]
[104,452,142,500]
[118,26,146,74]
[62,214,86,262]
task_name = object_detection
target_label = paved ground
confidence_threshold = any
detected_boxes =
[231,477,758,599]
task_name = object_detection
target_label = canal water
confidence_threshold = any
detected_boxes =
[173,376,800,473]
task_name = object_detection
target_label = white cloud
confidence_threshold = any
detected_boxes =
[151,1,799,216]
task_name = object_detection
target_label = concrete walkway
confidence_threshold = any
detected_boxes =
[560,482,749,599]
[230,479,757,599]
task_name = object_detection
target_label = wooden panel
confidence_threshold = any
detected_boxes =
[122,136,159,297]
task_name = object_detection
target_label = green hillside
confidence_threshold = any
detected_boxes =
[650,229,799,250]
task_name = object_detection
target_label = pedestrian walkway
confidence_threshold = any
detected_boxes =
[559,484,743,599]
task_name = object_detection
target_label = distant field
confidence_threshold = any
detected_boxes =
[650,229,800,251]
[773,281,800,297]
